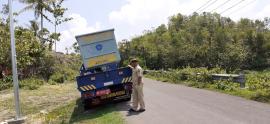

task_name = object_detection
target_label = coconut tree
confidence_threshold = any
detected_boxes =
[19,0,53,36]
[28,20,39,37]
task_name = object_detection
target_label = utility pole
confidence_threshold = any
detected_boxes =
[5,0,26,123]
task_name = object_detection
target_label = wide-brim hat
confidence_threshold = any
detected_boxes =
[130,58,139,63]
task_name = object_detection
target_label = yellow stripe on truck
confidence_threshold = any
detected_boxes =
[126,77,130,83]
[125,77,130,83]
[80,87,86,91]
[122,78,126,83]
[91,85,96,89]
[83,86,89,90]
[121,77,132,83]
[87,85,93,90]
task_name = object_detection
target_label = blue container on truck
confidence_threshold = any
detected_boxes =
[75,29,132,109]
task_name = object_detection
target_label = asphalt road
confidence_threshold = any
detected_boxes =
[117,78,270,124]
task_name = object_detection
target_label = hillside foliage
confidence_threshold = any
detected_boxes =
[119,13,270,70]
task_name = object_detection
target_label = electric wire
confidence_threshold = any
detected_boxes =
[225,0,256,16]
[210,0,232,12]
[199,0,218,13]
[195,0,213,12]
[220,0,245,14]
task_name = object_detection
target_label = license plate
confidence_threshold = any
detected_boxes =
[96,89,111,96]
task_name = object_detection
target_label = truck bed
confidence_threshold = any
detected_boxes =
[76,67,132,92]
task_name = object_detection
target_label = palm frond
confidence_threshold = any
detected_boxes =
[18,4,34,14]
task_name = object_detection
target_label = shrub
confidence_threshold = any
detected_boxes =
[48,63,78,84]
[250,90,270,102]
[213,80,238,91]
[146,68,270,103]
[49,72,65,83]
[0,76,13,91]
[20,78,45,90]
[246,70,270,91]
[0,80,12,91]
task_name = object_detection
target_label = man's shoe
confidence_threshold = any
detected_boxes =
[128,108,137,112]
[138,109,145,112]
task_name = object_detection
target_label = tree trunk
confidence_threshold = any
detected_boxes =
[41,14,43,31]
[40,8,44,44]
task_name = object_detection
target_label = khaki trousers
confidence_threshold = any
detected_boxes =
[132,83,145,110]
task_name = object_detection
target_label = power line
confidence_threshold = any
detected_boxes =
[210,0,232,12]
[220,0,245,14]
[199,0,218,13]
[195,0,213,12]
[225,0,256,16]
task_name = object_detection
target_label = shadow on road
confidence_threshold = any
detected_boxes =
[115,101,143,116]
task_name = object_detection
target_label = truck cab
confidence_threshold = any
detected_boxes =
[75,29,132,109]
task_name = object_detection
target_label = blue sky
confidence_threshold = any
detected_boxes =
[1,0,270,52]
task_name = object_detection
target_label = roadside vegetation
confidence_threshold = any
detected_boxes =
[0,1,126,123]
[0,0,79,91]
[1,0,270,123]
[119,12,270,104]
[119,13,270,70]
[145,68,270,103]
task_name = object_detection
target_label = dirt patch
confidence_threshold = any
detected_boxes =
[0,90,12,102]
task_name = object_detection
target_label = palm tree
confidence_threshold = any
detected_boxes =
[28,20,39,37]
[19,0,53,34]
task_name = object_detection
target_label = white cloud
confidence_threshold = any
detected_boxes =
[56,13,101,53]
[108,0,221,39]
[109,0,204,25]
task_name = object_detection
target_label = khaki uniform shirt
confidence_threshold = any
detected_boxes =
[131,65,143,85]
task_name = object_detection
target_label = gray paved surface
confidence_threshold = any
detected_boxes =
[117,78,270,124]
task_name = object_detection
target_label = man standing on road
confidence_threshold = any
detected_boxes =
[128,58,145,112]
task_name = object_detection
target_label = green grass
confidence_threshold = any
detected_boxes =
[43,99,125,124]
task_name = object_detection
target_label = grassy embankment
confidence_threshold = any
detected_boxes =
[0,82,125,124]
[146,67,270,104]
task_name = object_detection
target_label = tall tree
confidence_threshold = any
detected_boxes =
[50,0,72,51]
[19,0,53,39]
[28,20,39,37]
[119,12,270,70]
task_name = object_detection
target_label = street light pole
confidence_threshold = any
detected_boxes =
[9,0,22,120]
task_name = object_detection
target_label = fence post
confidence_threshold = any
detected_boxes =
[239,73,245,88]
